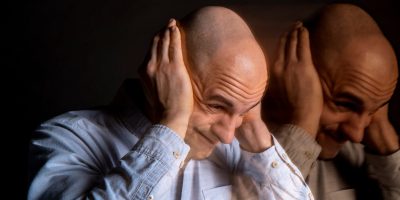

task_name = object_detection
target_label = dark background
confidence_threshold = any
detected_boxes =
[6,0,399,198]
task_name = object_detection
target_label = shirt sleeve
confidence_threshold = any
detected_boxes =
[28,120,189,200]
[233,136,314,200]
[273,124,321,178]
[365,149,400,200]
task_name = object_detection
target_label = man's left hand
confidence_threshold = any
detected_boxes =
[235,103,273,153]
[363,104,399,155]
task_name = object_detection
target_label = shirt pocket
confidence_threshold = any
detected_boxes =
[203,185,232,200]
[328,189,356,200]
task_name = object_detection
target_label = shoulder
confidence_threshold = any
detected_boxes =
[31,108,120,151]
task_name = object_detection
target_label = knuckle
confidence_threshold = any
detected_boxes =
[169,45,176,53]
[146,66,154,75]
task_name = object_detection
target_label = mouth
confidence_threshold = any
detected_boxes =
[194,128,219,147]
[323,130,347,144]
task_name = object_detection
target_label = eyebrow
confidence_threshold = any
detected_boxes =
[335,92,364,106]
[208,95,261,114]
[208,95,234,108]
[335,92,391,112]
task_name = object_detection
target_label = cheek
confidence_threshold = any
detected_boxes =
[320,102,342,126]
[189,104,213,128]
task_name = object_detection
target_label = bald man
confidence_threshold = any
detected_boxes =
[263,3,400,200]
[28,6,313,200]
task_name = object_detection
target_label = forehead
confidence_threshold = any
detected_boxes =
[204,67,266,97]
[327,62,397,110]
[195,62,267,109]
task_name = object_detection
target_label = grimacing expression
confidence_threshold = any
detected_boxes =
[316,37,398,159]
[184,41,268,160]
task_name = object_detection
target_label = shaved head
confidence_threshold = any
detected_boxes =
[178,6,267,92]
[307,3,398,85]
[179,6,260,66]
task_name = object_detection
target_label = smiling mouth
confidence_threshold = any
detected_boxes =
[325,131,347,144]
[194,128,219,146]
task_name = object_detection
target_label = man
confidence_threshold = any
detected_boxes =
[264,3,400,200]
[28,6,313,199]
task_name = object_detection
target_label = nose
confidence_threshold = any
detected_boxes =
[340,112,372,143]
[213,114,243,144]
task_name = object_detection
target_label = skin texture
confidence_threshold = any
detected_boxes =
[265,3,399,160]
[141,7,270,160]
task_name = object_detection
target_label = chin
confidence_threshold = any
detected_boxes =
[316,131,344,160]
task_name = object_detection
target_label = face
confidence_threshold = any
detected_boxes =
[316,37,398,159]
[184,42,267,160]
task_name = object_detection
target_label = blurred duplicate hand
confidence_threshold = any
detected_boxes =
[269,22,323,137]
[144,19,194,138]
[236,103,273,153]
[364,104,399,155]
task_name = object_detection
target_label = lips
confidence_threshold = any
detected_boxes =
[194,128,219,147]
[201,133,219,146]
[324,130,347,144]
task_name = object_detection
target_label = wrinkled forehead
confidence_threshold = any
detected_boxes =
[193,52,268,106]
[193,39,268,86]
[335,68,396,104]
[321,47,398,108]
[322,36,398,87]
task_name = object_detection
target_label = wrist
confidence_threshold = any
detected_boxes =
[292,114,320,138]
[160,111,190,138]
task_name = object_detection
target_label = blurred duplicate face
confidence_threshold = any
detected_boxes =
[316,36,398,159]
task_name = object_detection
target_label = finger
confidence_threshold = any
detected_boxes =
[297,26,312,62]
[274,31,288,74]
[169,25,184,62]
[147,34,160,75]
[286,27,299,61]
[168,18,176,28]
[161,28,171,62]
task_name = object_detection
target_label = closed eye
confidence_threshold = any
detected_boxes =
[207,104,226,113]
[334,100,359,112]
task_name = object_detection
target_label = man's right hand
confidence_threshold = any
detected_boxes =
[144,19,194,138]
[270,22,323,137]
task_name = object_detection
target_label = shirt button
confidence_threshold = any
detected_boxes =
[271,161,278,168]
[147,195,154,200]
[173,151,180,159]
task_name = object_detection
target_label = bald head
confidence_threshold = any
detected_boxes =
[178,6,267,87]
[308,4,397,80]
[307,4,397,98]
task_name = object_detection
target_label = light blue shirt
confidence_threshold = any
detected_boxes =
[28,81,314,200]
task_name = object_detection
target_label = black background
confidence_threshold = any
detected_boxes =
[6,0,399,198]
